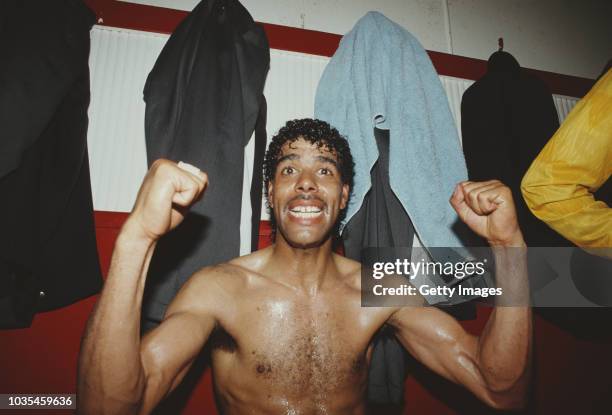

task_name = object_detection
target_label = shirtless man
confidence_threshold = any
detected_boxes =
[77,119,531,414]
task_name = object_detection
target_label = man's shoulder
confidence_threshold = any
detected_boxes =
[188,262,250,292]
[187,247,273,293]
[333,253,362,290]
[168,261,252,317]
[335,253,362,270]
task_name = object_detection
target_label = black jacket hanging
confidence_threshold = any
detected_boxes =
[343,129,476,404]
[142,0,269,328]
[0,0,102,328]
[342,128,415,404]
[461,51,568,247]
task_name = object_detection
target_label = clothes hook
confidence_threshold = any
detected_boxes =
[498,37,504,52]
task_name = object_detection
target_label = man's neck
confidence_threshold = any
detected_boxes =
[269,235,338,295]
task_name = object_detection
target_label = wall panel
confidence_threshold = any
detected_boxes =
[88,26,167,211]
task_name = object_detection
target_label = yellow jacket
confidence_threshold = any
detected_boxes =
[521,69,612,254]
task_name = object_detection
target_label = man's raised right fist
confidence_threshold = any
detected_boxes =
[125,159,208,243]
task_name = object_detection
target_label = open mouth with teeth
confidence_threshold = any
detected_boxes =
[288,205,324,219]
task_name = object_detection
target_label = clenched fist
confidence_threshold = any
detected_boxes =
[125,159,208,243]
[450,180,525,247]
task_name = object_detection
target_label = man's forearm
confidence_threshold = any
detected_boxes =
[77,219,156,414]
[478,244,531,399]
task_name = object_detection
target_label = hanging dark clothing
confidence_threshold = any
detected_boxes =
[343,128,414,404]
[343,129,416,257]
[142,0,269,328]
[343,129,476,404]
[0,0,102,328]
[250,97,268,252]
[461,51,568,247]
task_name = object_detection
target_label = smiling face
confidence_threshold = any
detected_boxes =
[268,138,349,249]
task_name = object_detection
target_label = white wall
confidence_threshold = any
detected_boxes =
[447,0,611,80]
[120,0,611,79]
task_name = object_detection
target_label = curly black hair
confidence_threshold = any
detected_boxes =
[263,118,355,238]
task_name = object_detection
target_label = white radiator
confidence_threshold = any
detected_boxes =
[88,27,166,212]
[553,94,581,123]
[87,26,580,214]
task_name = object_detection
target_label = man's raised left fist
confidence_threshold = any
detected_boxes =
[450,180,525,247]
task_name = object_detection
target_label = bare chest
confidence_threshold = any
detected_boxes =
[211,293,387,400]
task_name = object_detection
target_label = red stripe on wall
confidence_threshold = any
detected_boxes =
[84,0,187,34]
[94,211,273,238]
[427,51,594,97]
[261,22,342,57]
[94,210,130,228]
[83,0,595,97]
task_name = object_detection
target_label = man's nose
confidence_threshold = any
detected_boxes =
[296,171,317,193]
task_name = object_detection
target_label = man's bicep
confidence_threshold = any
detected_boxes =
[388,307,497,405]
[138,273,219,414]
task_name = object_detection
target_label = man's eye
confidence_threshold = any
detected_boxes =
[281,166,295,175]
[319,168,332,175]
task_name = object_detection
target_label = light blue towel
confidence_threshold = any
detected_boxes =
[315,12,468,248]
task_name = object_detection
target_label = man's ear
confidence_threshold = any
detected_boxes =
[340,184,349,210]
[267,181,274,202]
